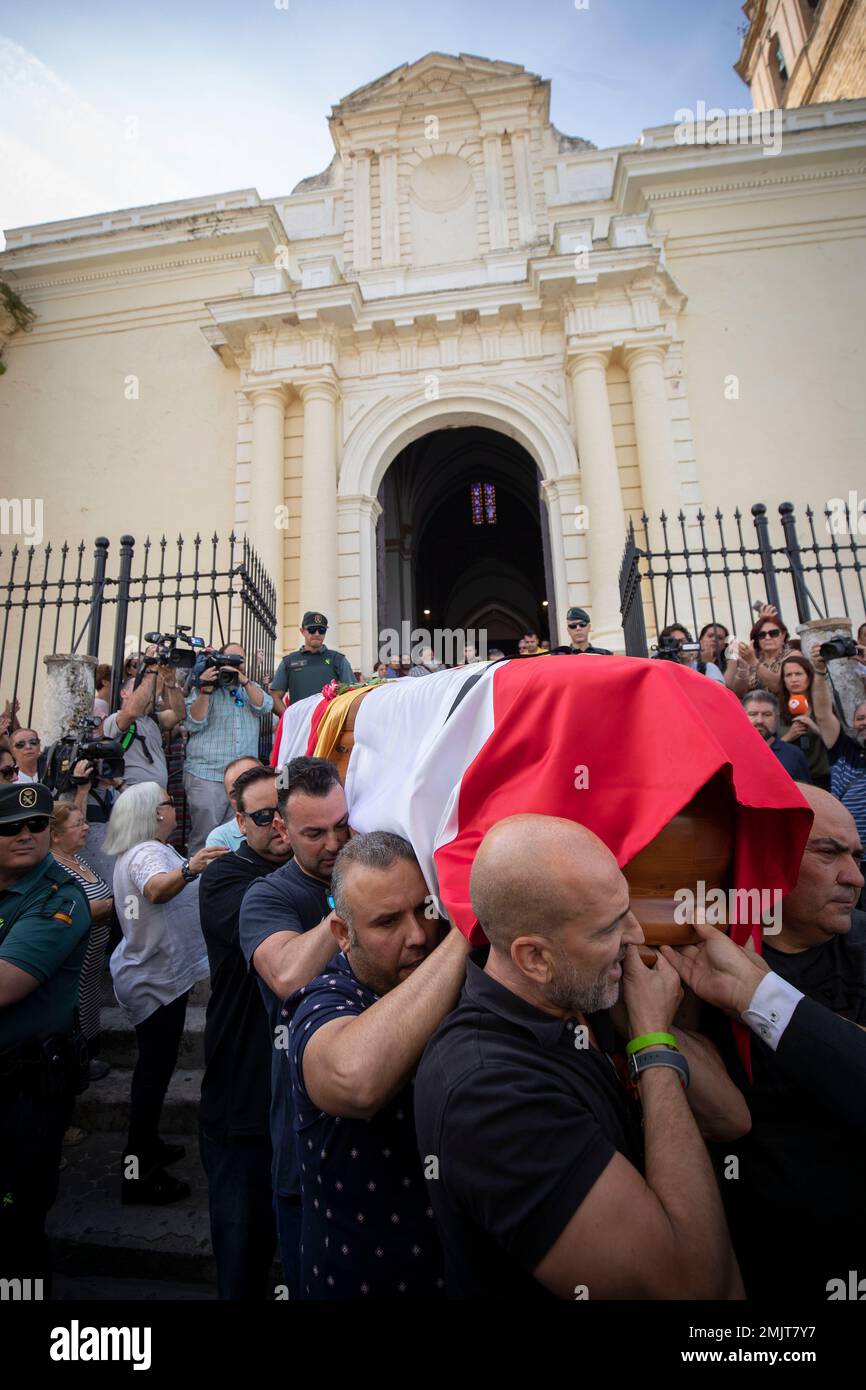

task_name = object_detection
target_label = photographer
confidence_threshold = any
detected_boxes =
[103,660,186,788]
[183,643,272,854]
[654,624,725,683]
[809,638,866,853]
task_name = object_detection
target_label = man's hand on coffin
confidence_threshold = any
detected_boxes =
[660,923,770,1018]
[622,944,683,1038]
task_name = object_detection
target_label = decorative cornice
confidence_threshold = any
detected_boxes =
[8,246,264,293]
[644,163,866,203]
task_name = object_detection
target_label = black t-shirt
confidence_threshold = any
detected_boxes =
[414,958,643,1299]
[287,951,444,1299]
[198,842,282,1139]
[705,911,866,1299]
[239,858,331,1196]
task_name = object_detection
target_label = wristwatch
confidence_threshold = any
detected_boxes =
[627,1048,690,1089]
[180,859,199,884]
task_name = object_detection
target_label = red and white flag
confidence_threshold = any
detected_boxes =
[275,656,812,948]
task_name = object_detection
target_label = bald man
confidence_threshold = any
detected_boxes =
[414,814,747,1300]
[664,784,866,1299]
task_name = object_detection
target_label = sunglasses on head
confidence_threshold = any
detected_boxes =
[241,806,278,827]
[759,627,782,639]
[305,626,327,636]
[13,738,39,749]
[0,815,50,837]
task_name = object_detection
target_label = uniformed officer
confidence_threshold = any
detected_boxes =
[552,606,613,656]
[0,782,91,1282]
[269,611,356,714]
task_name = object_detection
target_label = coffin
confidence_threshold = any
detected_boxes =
[272,656,810,952]
[624,773,734,954]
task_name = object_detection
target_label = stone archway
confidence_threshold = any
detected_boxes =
[337,381,579,672]
[379,428,550,655]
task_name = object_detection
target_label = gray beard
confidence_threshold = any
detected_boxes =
[545,955,620,1015]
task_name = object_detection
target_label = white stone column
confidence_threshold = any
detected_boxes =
[539,477,577,646]
[379,150,400,268]
[248,385,287,626]
[623,343,681,544]
[298,380,340,643]
[568,351,626,648]
[483,135,509,250]
[624,342,693,627]
[352,154,372,271]
[510,131,536,245]
[337,493,382,677]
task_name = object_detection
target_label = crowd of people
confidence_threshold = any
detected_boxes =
[0,601,864,1300]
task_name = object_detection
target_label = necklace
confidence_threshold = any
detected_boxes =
[53,850,94,880]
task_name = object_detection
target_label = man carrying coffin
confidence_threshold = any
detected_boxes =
[415,814,749,1299]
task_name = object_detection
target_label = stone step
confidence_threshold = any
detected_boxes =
[100,1006,206,1070]
[73,1066,202,1136]
[49,1129,216,1285]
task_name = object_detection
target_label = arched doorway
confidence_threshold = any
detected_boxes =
[377,427,554,656]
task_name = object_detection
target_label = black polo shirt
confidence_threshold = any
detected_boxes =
[413,958,643,1299]
[198,842,283,1139]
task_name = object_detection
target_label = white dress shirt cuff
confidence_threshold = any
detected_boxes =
[742,971,804,1051]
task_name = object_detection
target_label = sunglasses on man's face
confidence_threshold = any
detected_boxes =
[13,738,40,749]
[759,628,782,639]
[305,626,327,636]
[0,816,50,838]
[242,806,278,827]
[567,621,589,629]
[0,765,17,780]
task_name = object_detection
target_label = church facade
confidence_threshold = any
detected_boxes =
[1,54,865,672]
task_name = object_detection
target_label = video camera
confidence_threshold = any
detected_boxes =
[43,716,125,798]
[819,636,859,662]
[651,634,701,663]
[198,651,244,689]
[143,627,205,670]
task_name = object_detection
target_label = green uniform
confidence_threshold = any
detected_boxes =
[0,854,90,1050]
[271,645,355,704]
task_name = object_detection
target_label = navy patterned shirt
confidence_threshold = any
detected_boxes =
[287,951,445,1300]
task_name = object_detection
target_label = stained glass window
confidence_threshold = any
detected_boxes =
[470,481,496,525]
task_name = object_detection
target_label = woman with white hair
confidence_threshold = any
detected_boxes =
[104,782,226,1205]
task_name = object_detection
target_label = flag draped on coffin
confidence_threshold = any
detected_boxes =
[272,656,812,951]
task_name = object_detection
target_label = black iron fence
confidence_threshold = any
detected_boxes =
[0,531,278,762]
[619,500,866,657]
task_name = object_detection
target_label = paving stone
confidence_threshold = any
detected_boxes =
[48,1130,216,1284]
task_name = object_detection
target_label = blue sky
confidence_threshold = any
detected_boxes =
[0,0,751,244]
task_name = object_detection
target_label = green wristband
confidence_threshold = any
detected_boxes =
[626,1032,678,1055]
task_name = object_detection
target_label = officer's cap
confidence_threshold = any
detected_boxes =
[0,782,53,822]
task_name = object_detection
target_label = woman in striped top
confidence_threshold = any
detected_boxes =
[50,801,115,1078]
